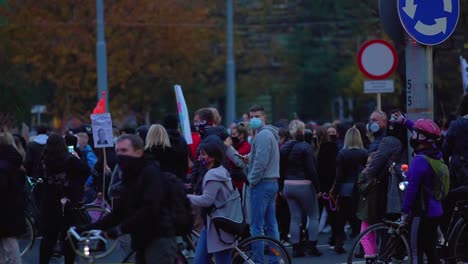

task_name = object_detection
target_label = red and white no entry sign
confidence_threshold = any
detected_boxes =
[357,39,398,80]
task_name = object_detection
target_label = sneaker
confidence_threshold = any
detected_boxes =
[334,246,346,254]
[281,240,291,247]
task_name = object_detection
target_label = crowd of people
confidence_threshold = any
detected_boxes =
[0,94,467,264]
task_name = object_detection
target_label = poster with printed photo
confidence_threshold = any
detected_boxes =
[91,113,114,148]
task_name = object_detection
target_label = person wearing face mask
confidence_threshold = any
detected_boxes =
[367,110,388,153]
[316,125,339,248]
[83,134,178,264]
[245,104,281,262]
[187,142,236,263]
[398,119,444,264]
[226,123,251,191]
[191,107,229,195]
[357,110,408,262]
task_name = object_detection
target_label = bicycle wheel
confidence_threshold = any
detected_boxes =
[121,250,187,264]
[233,235,291,264]
[450,219,468,263]
[80,206,118,259]
[347,223,412,263]
[18,216,35,256]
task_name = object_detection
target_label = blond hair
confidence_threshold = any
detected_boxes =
[145,124,171,150]
[343,127,364,149]
[75,132,89,143]
[0,131,17,149]
[289,120,305,140]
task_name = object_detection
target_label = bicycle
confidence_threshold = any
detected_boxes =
[438,200,468,263]
[347,200,468,264]
[122,229,291,264]
[67,227,109,264]
[18,176,118,258]
[347,219,411,263]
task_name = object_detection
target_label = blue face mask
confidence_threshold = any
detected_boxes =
[366,122,380,133]
[250,118,263,130]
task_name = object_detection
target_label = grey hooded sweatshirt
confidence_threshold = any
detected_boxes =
[247,125,280,186]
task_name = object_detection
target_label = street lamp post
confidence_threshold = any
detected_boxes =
[96,0,109,112]
[226,0,236,126]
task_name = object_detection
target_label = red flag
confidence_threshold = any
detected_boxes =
[93,92,106,114]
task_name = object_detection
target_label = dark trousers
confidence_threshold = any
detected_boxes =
[410,216,440,264]
[276,194,291,241]
[335,197,361,247]
[135,237,178,264]
[39,201,77,264]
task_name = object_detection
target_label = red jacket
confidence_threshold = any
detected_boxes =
[188,132,201,173]
[230,140,251,190]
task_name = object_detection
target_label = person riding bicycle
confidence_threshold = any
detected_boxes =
[398,117,444,264]
[81,134,178,264]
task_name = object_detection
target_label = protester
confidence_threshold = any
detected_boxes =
[25,124,48,179]
[145,124,180,176]
[76,132,98,203]
[333,127,367,253]
[226,122,251,191]
[163,114,189,180]
[280,120,321,257]
[367,110,387,152]
[39,134,89,264]
[316,125,338,246]
[246,104,281,261]
[400,119,444,264]
[85,134,178,264]
[187,141,236,263]
[191,107,228,194]
[0,131,26,264]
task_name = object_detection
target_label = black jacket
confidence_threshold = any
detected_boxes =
[335,148,368,184]
[167,129,189,180]
[443,117,468,187]
[25,140,46,178]
[42,152,90,204]
[280,140,320,192]
[317,142,338,193]
[0,145,27,237]
[191,126,228,193]
[145,146,178,175]
[90,159,174,250]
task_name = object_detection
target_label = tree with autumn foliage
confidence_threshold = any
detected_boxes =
[0,0,223,126]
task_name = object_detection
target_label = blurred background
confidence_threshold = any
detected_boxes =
[0,0,467,130]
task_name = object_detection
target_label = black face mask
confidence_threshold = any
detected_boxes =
[313,137,318,146]
[117,155,143,174]
[329,135,338,142]
[409,138,420,149]
[231,137,240,144]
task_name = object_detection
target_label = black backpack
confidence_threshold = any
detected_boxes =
[163,172,194,236]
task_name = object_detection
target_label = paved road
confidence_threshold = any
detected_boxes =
[21,232,355,263]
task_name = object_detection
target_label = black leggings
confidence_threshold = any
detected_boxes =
[335,197,360,247]
[410,216,440,264]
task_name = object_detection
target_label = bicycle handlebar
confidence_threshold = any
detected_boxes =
[26,176,43,186]
[67,227,108,245]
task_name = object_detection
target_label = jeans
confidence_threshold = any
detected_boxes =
[0,238,21,264]
[194,228,232,264]
[250,181,280,263]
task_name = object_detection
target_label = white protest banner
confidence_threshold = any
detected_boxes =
[91,113,114,148]
[460,56,468,95]
[174,84,193,144]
